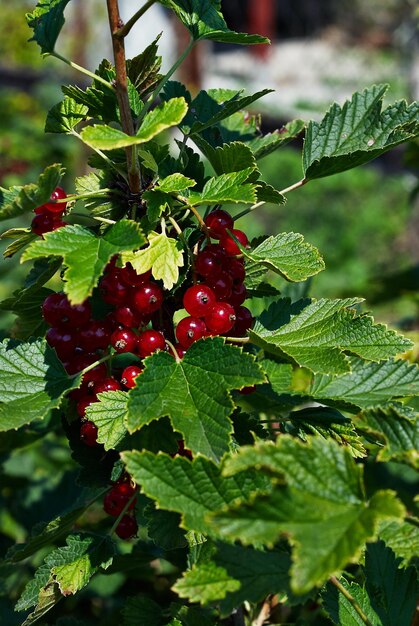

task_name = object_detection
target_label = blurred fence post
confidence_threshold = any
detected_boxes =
[247,0,276,58]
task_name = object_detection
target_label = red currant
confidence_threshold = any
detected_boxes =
[44,186,67,214]
[65,352,98,375]
[46,327,77,360]
[132,282,163,315]
[113,305,142,328]
[77,396,97,417]
[42,293,67,326]
[80,421,98,446]
[219,229,249,256]
[204,209,234,239]
[79,320,111,351]
[94,377,121,394]
[31,214,56,235]
[183,284,216,317]
[82,363,108,388]
[100,272,130,306]
[227,258,246,284]
[119,263,151,287]
[205,302,236,334]
[195,249,222,279]
[111,328,138,354]
[121,365,143,388]
[230,306,253,336]
[228,283,247,307]
[58,296,91,328]
[206,272,233,300]
[176,316,207,349]
[115,514,138,539]
[137,329,166,358]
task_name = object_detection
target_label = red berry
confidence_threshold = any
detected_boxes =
[114,481,137,499]
[46,327,77,360]
[176,316,207,349]
[115,514,138,539]
[100,272,130,306]
[206,272,233,300]
[80,421,98,446]
[204,209,234,239]
[94,377,121,394]
[230,306,253,336]
[227,258,246,284]
[113,305,142,328]
[31,213,56,235]
[228,283,247,307]
[183,284,216,317]
[205,302,236,334]
[111,328,138,354]
[44,186,67,214]
[79,320,111,351]
[103,482,137,517]
[42,293,66,326]
[50,219,66,231]
[137,329,166,358]
[76,396,97,417]
[132,282,163,315]
[119,263,151,287]
[195,249,222,279]
[65,352,98,375]
[82,363,108,388]
[121,365,143,388]
[219,229,249,256]
[170,343,187,359]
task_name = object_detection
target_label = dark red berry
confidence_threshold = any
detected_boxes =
[195,249,222,279]
[42,293,67,326]
[176,316,207,349]
[119,263,151,287]
[46,327,77,360]
[113,305,142,328]
[44,186,67,214]
[176,439,193,460]
[206,272,233,300]
[183,284,216,318]
[103,482,137,517]
[65,352,98,375]
[111,328,138,354]
[132,282,163,315]
[31,213,56,235]
[115,514,138,539]
[204,209,234,239]
[231,306,253,336]
[50,219,66,231]
[239,385,256,395]
[137,329,166,358]
[227,258,246,284]
[205,302,236,334]
[100,272,130,306]
[219,229,249,256]
[82,363,108,388]
[79,320,111,351]
[228,283,247,307]
[80,421,98,446]
[121,365,143,388]
[94,377,121,394]
[170,343,187,359]
[77,396,97,417]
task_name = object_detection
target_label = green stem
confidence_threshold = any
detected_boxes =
[51,52,114,90]
[234,201,265,221]
[330,576,373,626]
[165,339,181,363]
[234,179,308,221]
[224,336,250,344]
[115,0,158,39]
[56,189,114,203]
[72,131,128,181]
[73,354,113,380]
[279,178,307,195]
[108,490,138,536]
[138,38,195,125]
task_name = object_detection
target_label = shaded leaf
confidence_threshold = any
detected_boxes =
[187,168,257,205]
[26,0,71,54]
[45,97,88,133]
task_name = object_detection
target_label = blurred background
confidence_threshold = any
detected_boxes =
[0,0,418,330]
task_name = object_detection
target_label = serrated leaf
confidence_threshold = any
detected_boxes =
[80,98,188,149]
[159,0,268,44]
[126,337,265,459]
[45,97,88,133]
[24,257,61,289]
[86,390,128,451]
[47,534,114,595]
[378,519,419,567]
[242,232,324,282]
[255,181,286,204]
[122,594,164,626]
[357,404,418,467]
[303,84,419,180]
[263,360,294,394]
[21,220,145,304]
[144,505,187,550]
[156,173,196,193]
[126,36,163,99]
[122,231,184,291]
[174,562,240,603]
[16,563,51,611]
[0,163,64,222]
[0,339,82,432]
[26,0,71,54]
[251,298,412,375]
[21,582,62,626]
[204,141,256,175]
[0,286,51,339]
[309,357,419,409]
[121,450,270,534]
[322,577,380,626]
[62,83,118,124]
[1,229,37,258]
[142,190,172,224]
[214,436,406,593]
[187,168,257,205]
[365,541,418,626]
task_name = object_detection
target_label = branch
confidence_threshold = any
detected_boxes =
[253,595,272,626]
[106,0,141,194]
[330,576,373,626]
[115,0,157,39]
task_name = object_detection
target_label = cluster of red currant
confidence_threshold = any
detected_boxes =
[103,475,139,539]
[40,206,253,538]
[31,187,68,235]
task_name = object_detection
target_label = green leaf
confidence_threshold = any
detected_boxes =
[263,360,294,394]
[378,519,419,568]
[144,505,187,550]
[309,357,419,409]
[303,84,419,180]
[187,168,257,206]
[126,36,163,99]
[126,337,265,459]
[250,298,412,375]
[122,594,164,626]
[142,190,172,224]
[22,220,145,304]
[86,390,128,451]
[24,257,62,289]
[357,404,418,467]
[26,0,71,54]
[121,450,270,534]
[45,97,88,133]
[0,286,52,339]
[0,163,64,222]
[80,98,188,149]
[48,534,114,596]
[214,436,406,593]
[156,173,196,193]
[121,231,184,291]
[255,181,286,204]
[365,541,418,626]
[1,228,37,258]
[0,339,82,432]
[322,577,380,626]
[204,141,256,175]
[159,0,269,44]
[21,583,62,626]
[16,563,51,611]
[174,543,291,615]
[242,232,324,282]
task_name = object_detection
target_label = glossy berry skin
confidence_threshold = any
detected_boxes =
[80,421,98,446]
[229,283,247,307]
[82,363,108,388]
[103,483,137,517]
[227,258,246,284]
[132,282,163,315]
[44,186,67,214]
[43,293,91,329]
[137,329,166,358]
[115,514,138,539]
[94,377,121,394]
[79,320,111,351]
[195,249,222,279]
[219,229,249,256]
[176,316,207,349]
[206,272,233,300]
[111,328,138,354]
[121,365,143,388]
[46,327,77,360]
[42,293,67,326]
[113,305,142,328]
[100,272,130,306]
[76,396,97,417]
[230,305,253,336]
[119,263,151,287]
[205,302,236,334]
[204,209,234,239]
[64,352,98,375]
[31,213,56,235]
[183,284,216,318]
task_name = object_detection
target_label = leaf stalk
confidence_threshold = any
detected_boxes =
[330,576,373,626]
